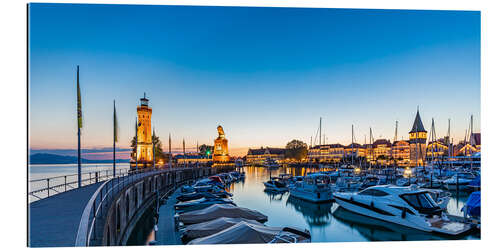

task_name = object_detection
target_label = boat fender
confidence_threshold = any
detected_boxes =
[317,193,321,199]
[350,196,354,202]
[370,201,374,208]
[401,208,407,219]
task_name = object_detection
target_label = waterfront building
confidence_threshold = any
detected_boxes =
[372,139,392,165]
[213,125,230,162]
[134,93,153,168]
[409,109,427,167]
[391,140,410,166]
[307,144,345,163]
[344,143,366,159]
[175,154,212,164]
[246,147,286,165]
[426,140,449,158]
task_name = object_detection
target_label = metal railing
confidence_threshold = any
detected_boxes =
[78,167,162,246]
[76,166,217,246]
[28,168,129,202]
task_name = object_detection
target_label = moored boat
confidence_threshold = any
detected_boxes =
[333,185,474,236]
[263,177,288,192]
[187,221,311,244]
[290,173,333,203]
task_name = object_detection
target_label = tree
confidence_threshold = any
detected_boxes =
[198,144,214,157]
[285,140,308,161]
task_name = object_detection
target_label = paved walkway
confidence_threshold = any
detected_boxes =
[28,182,103,247]
[156,187,183,245]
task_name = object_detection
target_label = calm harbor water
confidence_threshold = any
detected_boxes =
[28,164,479,243]
[137,166,479,244]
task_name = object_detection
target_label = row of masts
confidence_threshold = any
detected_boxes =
[310,113,476,166]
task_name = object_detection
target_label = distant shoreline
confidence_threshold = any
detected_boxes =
[29,153,130,165]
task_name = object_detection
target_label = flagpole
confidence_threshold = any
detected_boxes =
[135,117,138,171]
[113,100,116,177]
[152,127,156,169]
[169,133,172,169]
[77,65,82,188]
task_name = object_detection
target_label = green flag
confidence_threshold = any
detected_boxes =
[76,66,82,129]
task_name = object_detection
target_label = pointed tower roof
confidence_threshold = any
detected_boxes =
[409,109,427,133]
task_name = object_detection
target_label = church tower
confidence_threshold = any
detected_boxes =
[213,125,230,163]
[136,93,153,167]
[409,108,427,167]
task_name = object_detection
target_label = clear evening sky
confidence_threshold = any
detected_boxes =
[28,4,480,157]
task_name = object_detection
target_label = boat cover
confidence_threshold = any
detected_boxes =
[469,175,481,188]
[184,217,262,240]
[179,204,268,225]
[187,221,308,244]
[462,191,480,217]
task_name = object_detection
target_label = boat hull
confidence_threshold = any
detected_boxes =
[333,194,472,236]
[290,188,333,203]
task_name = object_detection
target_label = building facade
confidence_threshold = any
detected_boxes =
[307,144,345,163]
[372,139,392,165]
[175,154,212,165]
[246,147,285,165]
[391,140,410,166]
[409,109,427,167]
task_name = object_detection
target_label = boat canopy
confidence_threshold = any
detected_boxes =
[187,221,309,244]
[184,217,262,241]
[179,204,268,225]
[462,191,480,218]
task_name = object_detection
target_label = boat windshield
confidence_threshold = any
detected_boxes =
[401,192,440,213]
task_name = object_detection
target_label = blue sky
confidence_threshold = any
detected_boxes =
[28,4,480,156]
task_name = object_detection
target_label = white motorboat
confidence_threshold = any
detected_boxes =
[333,185,473,236]
[290,173,333,203]
[263,177,288,192]
[332,176,362,192]
[443,172,476,191]
[264,158,280,168]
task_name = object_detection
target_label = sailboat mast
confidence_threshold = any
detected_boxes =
[470,115,473,168]
[369,127,373,171]
[351,124,354,165]
[394,121,398,143]
[319,117,322,146]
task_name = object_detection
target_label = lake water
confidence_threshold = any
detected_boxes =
[29,164,479,243]
[28,163,130,202]
[144,166,479,244]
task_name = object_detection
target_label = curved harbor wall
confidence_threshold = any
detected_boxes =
[93,166,233,246]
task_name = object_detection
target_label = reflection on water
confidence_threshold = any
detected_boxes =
[228,166,479,242]
[132,166,478,244]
